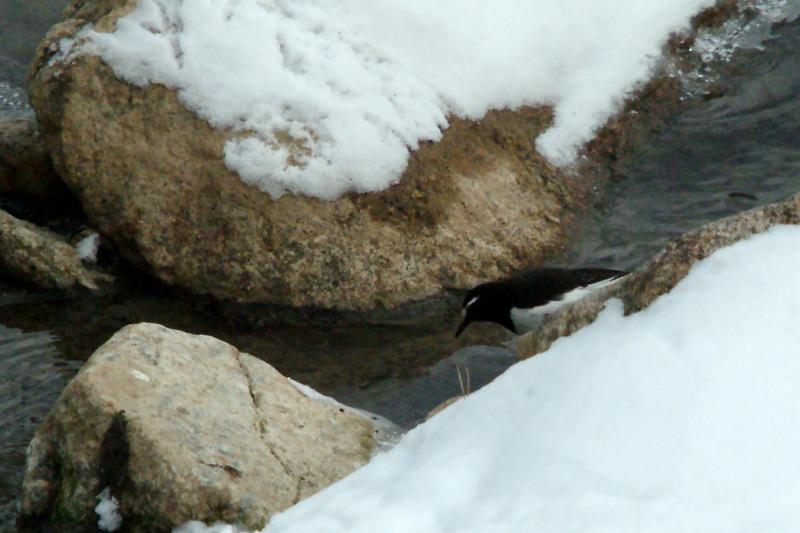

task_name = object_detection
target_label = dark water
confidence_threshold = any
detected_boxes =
[2,3,800,532]
[578,16,800,268]
[0,325,82,527]
[0,0,65,116]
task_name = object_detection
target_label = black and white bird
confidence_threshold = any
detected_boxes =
[455,267,628,337]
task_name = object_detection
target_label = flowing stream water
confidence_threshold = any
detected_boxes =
[577,15,800,268]
[1,4,800,531]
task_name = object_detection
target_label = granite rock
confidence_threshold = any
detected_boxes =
[28,0,594,313]
[0,208,112,291]
[19,323,390,532]
[518,192,800,358]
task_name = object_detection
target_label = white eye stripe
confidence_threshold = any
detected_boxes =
[465,296,479,309]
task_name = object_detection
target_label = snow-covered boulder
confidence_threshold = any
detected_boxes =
[27,0,591,313]
[0,208,112,291]
[519,192,800,358]
[18,323,391,532]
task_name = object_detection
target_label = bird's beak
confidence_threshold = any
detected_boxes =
[454,315,471,338]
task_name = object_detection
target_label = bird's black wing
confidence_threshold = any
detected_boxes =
[513,267,626,307]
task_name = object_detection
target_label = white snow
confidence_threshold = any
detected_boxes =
[175,223,800,532]
[174,522,241,533]
[59,0,732,199]
[693,0,800,63]
[130,369,151,382]
[75,231,101,263]
[96,487,122,531]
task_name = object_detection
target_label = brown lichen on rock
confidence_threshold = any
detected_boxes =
[689,0,744,32]
[351,106,562,232]
[584,0,755,178]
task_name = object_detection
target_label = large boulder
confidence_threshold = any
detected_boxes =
[28,0,592,313]
[18,323,393,532]
[518,192,800,359]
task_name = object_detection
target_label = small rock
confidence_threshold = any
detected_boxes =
[0,208,113,291]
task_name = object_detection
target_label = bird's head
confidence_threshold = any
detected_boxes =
[454,282,516,337]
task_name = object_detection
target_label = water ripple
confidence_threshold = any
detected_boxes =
[0,325,81,528]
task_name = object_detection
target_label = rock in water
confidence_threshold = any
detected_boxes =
[517,193,800,359]
[0,208,112,292]
[27,0,594,313]
[18,323,389,532]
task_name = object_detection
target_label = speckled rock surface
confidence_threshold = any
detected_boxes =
[518,192,800,359]
[0,208,112,291]
[19,323,385,532]
[27,0,595,312]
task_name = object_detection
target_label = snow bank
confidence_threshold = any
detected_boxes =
[73,0,721,198]
[179,224,800,532]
